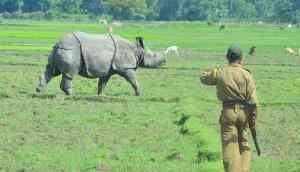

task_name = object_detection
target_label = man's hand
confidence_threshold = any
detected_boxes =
[200,69,219,86]
[202,71,209,75]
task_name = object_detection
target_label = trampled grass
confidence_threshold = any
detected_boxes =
[0,20,300,172]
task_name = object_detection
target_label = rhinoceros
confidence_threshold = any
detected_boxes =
[36,32,165,96]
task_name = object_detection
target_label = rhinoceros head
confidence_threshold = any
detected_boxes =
[135,37,166,68]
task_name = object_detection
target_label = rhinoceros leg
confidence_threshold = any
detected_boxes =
[60,74,73,95]
[98,74,112,95]
[36,65,60,93]
[118,69,140,96]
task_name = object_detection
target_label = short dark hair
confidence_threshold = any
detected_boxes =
[226,44,242,63]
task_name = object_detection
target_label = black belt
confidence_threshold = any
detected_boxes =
[223,100,256,109]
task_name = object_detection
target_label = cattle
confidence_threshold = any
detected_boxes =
[219,24,226,31]
[207,21,214,26]
[99,19,108,25]
[279,26,285,30]
[249,46,257,56]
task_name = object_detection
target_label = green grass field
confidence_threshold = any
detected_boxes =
[0,20,300,172]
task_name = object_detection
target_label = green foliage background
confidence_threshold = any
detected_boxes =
[1,0,300,22]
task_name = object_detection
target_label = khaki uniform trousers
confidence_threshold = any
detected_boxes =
[220,105,251,172]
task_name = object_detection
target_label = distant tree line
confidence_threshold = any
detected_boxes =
[0,0,300,23]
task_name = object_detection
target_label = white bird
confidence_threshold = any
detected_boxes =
[164,46,179,55]
[287,24,292,28]
[285,47,295,55]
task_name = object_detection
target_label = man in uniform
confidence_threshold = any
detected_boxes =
[200,44,258,172]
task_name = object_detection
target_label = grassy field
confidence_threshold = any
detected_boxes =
[0,19,300,172]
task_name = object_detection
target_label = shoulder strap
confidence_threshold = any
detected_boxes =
[243,68,252,74]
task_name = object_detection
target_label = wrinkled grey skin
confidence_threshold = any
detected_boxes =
[141,52,166,68]
[36,32,164,96]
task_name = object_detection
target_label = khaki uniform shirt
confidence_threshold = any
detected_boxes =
[200,63,258,104]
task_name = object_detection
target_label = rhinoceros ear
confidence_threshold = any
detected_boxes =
[136,37,145,49]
